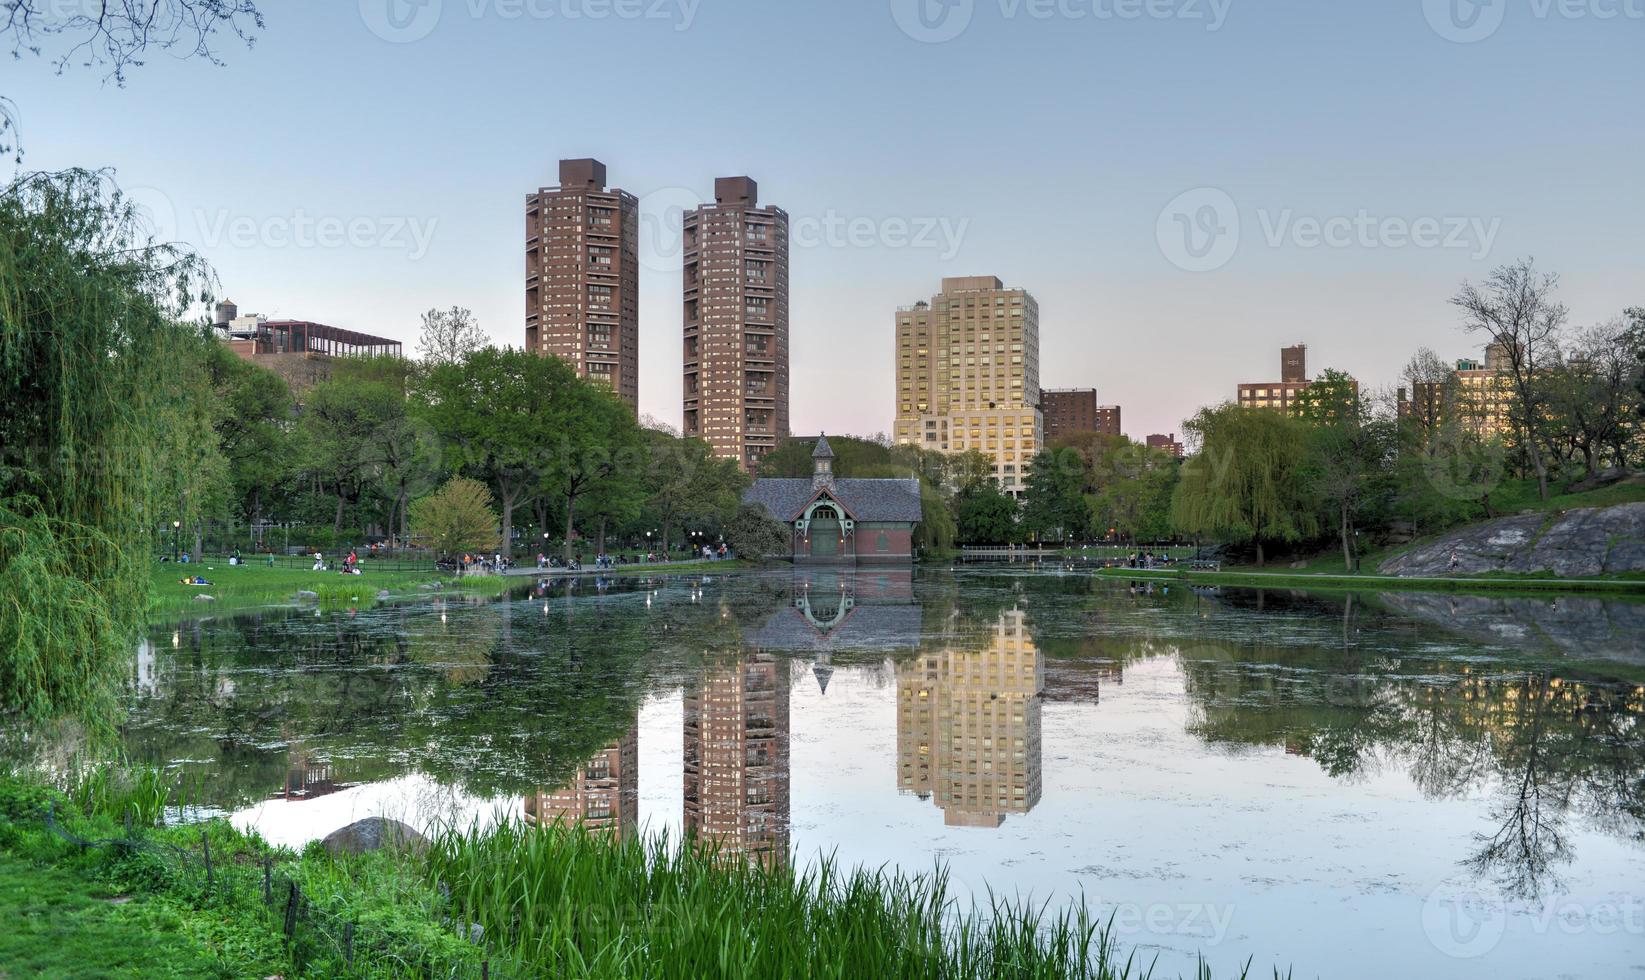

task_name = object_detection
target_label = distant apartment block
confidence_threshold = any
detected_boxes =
[896,609,1043,828]
[683,177,790,471]
[525,158,639,408]
[212,299,401,393]
[1146,433,1184,459]
[524,727,639,840]
[1397,342,1515,437]
[893,276,1042,497]
[1236,343,1359,415]
[1237,343,1312,412]
[1041,388,1121,440]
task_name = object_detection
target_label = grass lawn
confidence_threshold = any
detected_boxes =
[0,852,250,979]
[147,560,489,617]
[0,768,1274,979]
[148,558,759,619]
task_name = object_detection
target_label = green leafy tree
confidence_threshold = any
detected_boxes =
[1088,441,1179,544]
[417,347,588,559]
[409,477,499,559]
[1171,404,1316,565]
[1293,368,1361,426]
[1299,413,1396,572]
[542,383,644,562]
[954,482,1020,544]
[914,480,957,558]
[1021,448,1088,544]
[639,429,744,556]
[299,373,406,536]
[0,169,212,727]
[724,501,790,561]
[203,340,293,537]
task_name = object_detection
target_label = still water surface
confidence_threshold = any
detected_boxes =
[130,568,1645,979]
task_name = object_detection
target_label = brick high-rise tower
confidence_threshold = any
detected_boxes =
[525,158,639,408]
[683,654,791,866]
[682,177,789,471]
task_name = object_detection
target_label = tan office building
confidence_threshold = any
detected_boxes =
[525,158,639,408]
[683,177,789,471]
[893,276,1042,496]
[896,608,1043,828]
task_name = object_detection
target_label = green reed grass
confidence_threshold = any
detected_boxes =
[426,818,1279,980]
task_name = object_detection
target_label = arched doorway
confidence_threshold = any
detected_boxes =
[809,504,841,557]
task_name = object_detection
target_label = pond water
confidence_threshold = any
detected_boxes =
[128,568,1644,979]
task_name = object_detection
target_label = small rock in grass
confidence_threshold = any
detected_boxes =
[320,817,428,858]
[193,594,215,602]
[296,590,319,600]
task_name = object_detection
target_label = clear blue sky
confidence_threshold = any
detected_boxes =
[14,0,1641,439]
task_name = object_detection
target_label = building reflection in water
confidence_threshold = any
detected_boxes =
[524,726,640,840]
[898,608,1043,828]
[684,654,791,866]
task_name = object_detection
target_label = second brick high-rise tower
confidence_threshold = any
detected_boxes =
[682,177,789,471]
[525,158,640,409]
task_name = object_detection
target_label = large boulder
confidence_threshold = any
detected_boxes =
[320,817,428,858]
[1378,502,1645,578]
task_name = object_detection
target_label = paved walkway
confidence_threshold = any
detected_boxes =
[496,558,737,577]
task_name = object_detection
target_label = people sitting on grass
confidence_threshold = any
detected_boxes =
[179,575,211,586]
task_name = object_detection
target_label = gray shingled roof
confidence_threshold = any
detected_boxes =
[745,604,923,654]
[743,478,923,523]
[812,434,834,459]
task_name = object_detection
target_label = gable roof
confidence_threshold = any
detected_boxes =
[812,434,834,459]
[744,478,922,523]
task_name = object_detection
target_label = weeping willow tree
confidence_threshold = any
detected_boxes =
[1170,402,1318,566]
[0,168,212,730]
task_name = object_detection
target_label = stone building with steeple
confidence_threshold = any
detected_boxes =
[741,435,922,563]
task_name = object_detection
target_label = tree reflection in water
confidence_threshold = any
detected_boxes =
[93,568,1645,903]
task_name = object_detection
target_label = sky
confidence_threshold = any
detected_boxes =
[12,0,1642,440]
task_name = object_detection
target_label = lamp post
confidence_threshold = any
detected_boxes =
[172,520,181,562]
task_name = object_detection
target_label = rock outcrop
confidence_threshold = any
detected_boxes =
[1376,592,1645,663]
[320,817,428,858]
[1378,502,1645,578]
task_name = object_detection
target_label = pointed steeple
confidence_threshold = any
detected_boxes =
[812,433,835,489]
[812,652,834,695]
